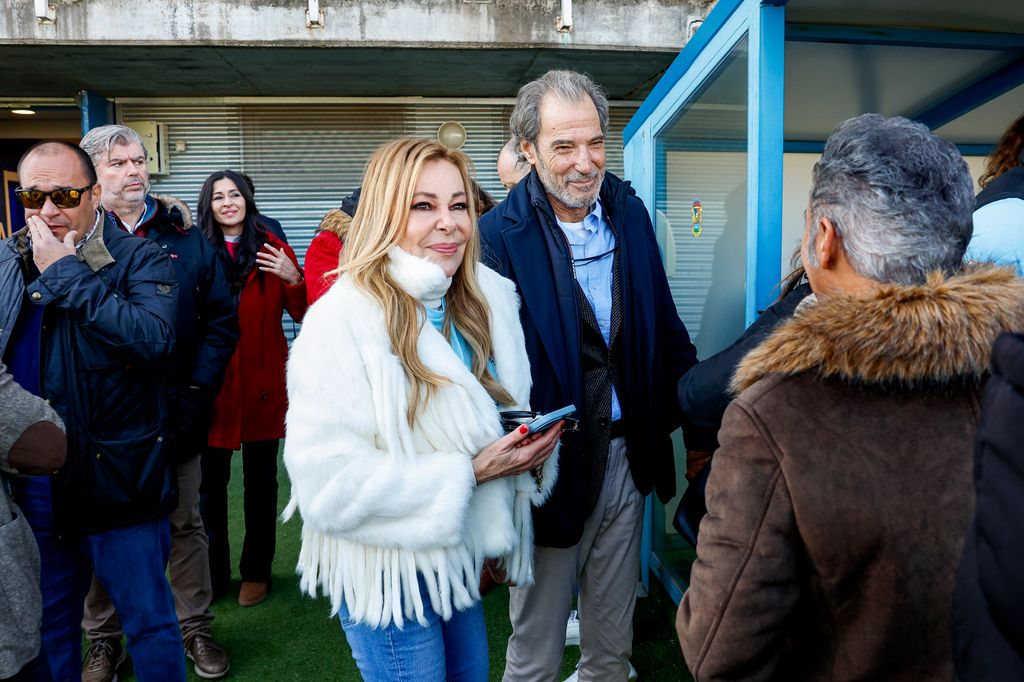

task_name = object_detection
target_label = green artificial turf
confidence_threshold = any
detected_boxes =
[105,447,692,681]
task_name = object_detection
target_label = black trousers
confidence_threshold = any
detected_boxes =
[200,439,279,595]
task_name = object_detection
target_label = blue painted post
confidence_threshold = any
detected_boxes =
[746,2,786,324]
[79,91,113,135]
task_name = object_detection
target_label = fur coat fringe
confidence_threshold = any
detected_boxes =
[731,264,1024,392]
[283,248,558,628]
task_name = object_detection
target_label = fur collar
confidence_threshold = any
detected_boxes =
[387,246,452,305]
[732,265,1024,393]
[151,193,193,230]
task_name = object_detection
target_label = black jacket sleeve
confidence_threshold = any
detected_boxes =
[974,332,1024,651]
[678,283,811,451]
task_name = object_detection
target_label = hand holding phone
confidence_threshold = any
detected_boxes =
[528,405,576,433]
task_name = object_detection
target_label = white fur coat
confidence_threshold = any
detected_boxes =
[283,247,558,628]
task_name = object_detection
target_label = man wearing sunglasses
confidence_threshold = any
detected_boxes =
[77,125,237,682]
[2,141,185,682]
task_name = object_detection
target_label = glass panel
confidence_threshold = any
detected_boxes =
[652,33,749,590]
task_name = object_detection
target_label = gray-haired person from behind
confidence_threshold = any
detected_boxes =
[677,114,1024,681]
[0,364,66,681]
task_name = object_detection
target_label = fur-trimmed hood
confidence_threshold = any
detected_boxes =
[732,265,1024,394]
[150,193,192,230]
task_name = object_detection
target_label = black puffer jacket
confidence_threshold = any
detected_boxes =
[953,332,1024,681]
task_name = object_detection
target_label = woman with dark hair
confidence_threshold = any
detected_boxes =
[197,170,308,607]
[968,111,1024,274]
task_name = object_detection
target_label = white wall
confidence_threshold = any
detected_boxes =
[781,152,988,277]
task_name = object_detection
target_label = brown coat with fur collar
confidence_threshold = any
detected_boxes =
[677,266,1024,682]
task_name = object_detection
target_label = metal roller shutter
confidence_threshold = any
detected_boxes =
[122,101,637,336]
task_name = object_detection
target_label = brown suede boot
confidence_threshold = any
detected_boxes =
[238,581,268,606]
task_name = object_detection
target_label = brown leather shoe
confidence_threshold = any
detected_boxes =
[238,581,268,606]
[82,638,125,682]
[185,631,231,679]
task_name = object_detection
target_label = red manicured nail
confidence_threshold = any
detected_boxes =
[518,424,529,434]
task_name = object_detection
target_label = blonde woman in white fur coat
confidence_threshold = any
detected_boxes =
[283,138,562,682]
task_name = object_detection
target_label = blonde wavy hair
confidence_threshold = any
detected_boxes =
[339,138,514,424]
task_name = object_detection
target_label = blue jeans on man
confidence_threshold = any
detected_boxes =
[339,579,489,682]
[14,477,185,682]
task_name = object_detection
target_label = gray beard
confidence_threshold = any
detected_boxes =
[536,160,602,210]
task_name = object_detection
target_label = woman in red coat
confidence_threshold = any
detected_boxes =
[303,209,350,305]
[197,170,307,607]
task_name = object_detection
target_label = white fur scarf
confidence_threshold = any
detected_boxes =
[283,247,558,628]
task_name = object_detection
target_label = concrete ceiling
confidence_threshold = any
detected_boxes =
[785,0,1024,34]
[0,45,676,100]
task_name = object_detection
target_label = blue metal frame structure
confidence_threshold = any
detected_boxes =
[786,23,1024,50]
[911,54,1024,129]
[627,0,787,601]
[79,90,113,134]
[625,0,1020,606]
[746,3,785,323]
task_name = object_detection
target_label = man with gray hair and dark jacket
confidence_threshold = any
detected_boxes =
[78,125,238,682]
[480,69,697,681]
[0,365,65,682]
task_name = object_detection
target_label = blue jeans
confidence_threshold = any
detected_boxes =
[14,477,185,682]
[339,581,488,682]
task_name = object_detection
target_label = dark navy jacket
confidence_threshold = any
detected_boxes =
[953,332,1024,681]
[0,216,178,534]
[480,169,697,547]
[678,283,812,452]
[114,195,239,452]
[975,166,1024,211]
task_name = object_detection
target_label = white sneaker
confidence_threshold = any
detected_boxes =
[562,660,638,681]
[565,609,580,647]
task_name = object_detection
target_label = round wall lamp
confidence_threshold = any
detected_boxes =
[437,121,467,149]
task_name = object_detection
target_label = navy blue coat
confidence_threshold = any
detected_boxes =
[678,283,812,452]
[122,195,239,453]
[480,169,697,547]
[0,216,178,534]
[953,332,1024,681]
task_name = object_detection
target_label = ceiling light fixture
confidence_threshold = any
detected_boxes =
[437,121,467,149]
[11,108,36,116]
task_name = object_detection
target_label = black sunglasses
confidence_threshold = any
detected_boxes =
[15,185,94,210]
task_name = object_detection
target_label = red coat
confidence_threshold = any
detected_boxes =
[304,230,343,305]
[207,233,308,450]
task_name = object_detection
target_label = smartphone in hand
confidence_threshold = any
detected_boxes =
[528,405,576,433]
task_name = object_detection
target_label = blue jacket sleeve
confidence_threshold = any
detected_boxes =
[29,244,177,365]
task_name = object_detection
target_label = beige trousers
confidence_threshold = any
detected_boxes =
[504,437,644,682]
[83,453,214,641]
